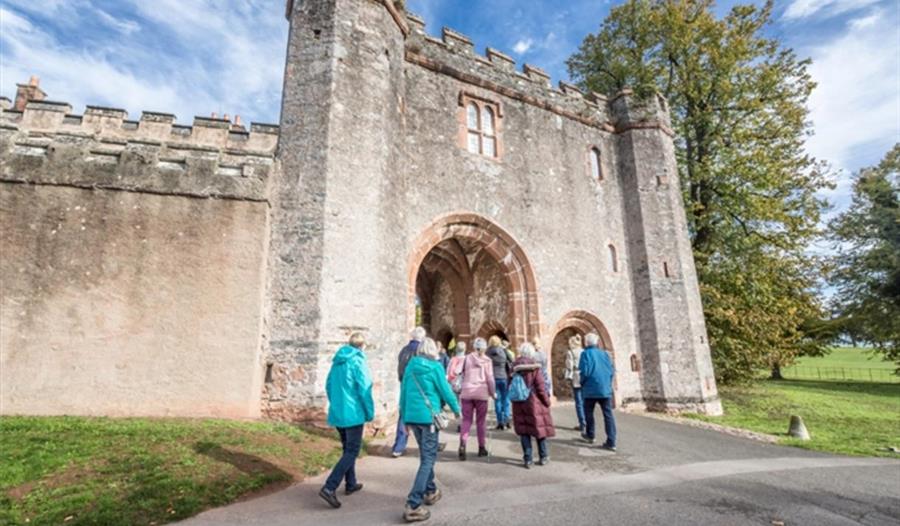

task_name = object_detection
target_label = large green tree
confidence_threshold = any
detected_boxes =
[829,145,900,370]
[568,0,833,383]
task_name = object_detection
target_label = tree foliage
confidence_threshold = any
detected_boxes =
[829,144,900,370]
[568,0,833,383]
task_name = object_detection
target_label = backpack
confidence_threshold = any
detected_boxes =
[508,372,531,402]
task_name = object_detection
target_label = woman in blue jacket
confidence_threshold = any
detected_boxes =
[399,338,461,522]
[578,332,617,451]
[318,332,375,509]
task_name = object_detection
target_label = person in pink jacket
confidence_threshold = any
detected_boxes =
[456,337,495,460]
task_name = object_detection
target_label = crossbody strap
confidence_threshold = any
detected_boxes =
[411,373,436,416]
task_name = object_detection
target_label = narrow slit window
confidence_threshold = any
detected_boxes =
[482,106,496,157]
[608,244,618,273]
[466,103,480,154]
[590,147,602,180]
[663,261,670,278]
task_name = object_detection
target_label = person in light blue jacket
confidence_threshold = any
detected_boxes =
[319,332,375,509]
[399,338,460,523]
[578,332,617,451]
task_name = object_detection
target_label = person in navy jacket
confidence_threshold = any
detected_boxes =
[578,332,617,451]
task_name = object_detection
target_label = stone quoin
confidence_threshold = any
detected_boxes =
[0,0,722,422]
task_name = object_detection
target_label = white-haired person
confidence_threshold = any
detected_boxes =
[318,332,374,508]
[399,337,461,522]
[531,336,552,397]
[392,326,427,458]
[578,332,617,451]
[456,337,495,460]
[510,342,555,468]
[564,334,586,432]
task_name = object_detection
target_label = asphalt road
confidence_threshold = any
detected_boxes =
[178,404,900,526]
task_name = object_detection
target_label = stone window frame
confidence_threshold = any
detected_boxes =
[458,91,503,159]
[587,145,604,181]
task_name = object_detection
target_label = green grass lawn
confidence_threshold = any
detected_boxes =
[794,347,895,369]
[0,417,341,526]
[691,380,900,457]
[781,347,899,383]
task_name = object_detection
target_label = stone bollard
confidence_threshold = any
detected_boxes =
[788,415,811,440]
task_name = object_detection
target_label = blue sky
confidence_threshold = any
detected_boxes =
[1,0,898,214]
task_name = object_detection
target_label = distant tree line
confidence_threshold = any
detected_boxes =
[567,0,899,382]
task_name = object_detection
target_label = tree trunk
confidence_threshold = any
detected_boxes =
[771,363,784,380]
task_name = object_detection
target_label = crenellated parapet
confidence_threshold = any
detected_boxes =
[403,12,673,136]
[1,100,279,201]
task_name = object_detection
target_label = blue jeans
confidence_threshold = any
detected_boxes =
[494,378,511,424]
[392,415,408,454]
[573,387,586,430]
[324,424,364,492]
[583,397,617,447]
[519,435,548,463]
[407,424,439,509]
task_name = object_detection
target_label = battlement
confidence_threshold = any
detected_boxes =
[1,99,279,202]
[403,12,672,135]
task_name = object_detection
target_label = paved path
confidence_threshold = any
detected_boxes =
[179,404,900,526]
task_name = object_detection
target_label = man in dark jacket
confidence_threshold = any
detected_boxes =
[578,332,617,451]
[392,326,426,457]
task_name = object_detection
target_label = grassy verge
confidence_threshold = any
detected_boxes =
[794,347,895,370]
[0,417,341,526]
[689,380,900,457]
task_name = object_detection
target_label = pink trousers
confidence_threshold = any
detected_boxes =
[460,399,488,448]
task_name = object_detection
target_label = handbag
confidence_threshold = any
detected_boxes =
[411,372,450,431]
[451,355,467,394]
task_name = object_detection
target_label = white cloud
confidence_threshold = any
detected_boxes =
[512,38,533,54]
[783,0,880,20]
[803,8,900,210]
[0,1,287,124]
[93,9,140,35]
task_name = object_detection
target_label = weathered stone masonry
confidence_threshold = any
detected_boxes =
[0,0,721,420]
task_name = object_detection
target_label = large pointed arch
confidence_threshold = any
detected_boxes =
[408,212,540,345]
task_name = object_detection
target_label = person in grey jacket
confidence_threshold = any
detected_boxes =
[564,334,585,431]
[392,326,426,457]
[486,335,511,430]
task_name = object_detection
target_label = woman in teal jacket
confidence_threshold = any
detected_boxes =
[399,338,460,522]
[318,333,375,509]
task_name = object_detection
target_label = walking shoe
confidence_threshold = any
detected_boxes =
[580,433,595,444]
[601,443,617,452]
[477,447,488,457]
[523,461,533,469]
[403,505,431,522]
[392,451,404,458]
[537,457,549,466]
[318,487,341,509]
[572,424,583,431]
[345,483,363,495]
[458,445,467,461]
[495,423,504,431]
[423,488,442,506]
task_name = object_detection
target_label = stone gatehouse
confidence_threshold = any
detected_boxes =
[0,0,722,422]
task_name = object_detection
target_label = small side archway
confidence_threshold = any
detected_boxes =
[547,310,615,400]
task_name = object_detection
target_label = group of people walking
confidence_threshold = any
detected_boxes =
[319,327,617,522]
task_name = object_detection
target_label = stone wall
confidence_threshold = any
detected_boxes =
[0,102,276,418]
